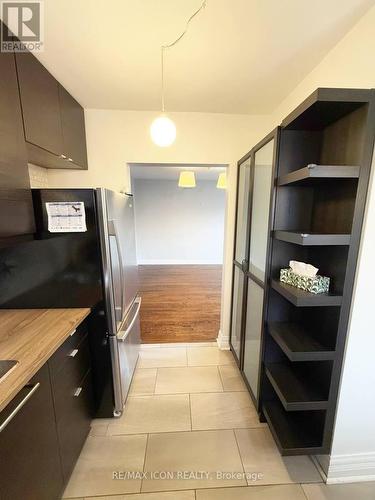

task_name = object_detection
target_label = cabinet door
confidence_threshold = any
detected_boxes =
[230,265,246,364]
[0,47,35,240]
[57,369,93,481]
[49,330,93,483]
[234,157,251,264]
[16,51,63,156]
[230,156,252,366]
[59,84,88,169]
[242,136,276,402]
[0,364,63,500]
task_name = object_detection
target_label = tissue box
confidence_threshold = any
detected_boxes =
[280,268,330,294]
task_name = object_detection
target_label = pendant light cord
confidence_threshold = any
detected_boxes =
[161,0,207,112]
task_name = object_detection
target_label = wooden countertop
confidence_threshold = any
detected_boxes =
[0,308,90,413]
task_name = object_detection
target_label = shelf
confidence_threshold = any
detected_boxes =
[273,231,351,246]
[268,322,335,362]
[277,164,360,186]
[262,400,325,455]
[265,363,329,411]
[271,280,342,307]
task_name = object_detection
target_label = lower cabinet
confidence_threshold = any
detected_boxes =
[0,364,63,500]
[0,320,94,500]
[49,322,93,482]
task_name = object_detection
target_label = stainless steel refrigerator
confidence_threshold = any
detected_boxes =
[96,189,141,416]
[0,187,141,417]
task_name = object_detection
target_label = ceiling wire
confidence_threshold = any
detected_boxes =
[160,0,207,112]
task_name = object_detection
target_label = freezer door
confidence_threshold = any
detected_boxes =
[116,296,141,408]
[97,188,139,333]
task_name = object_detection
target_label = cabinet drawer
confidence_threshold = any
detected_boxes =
[49,321,88,376]
[57,369,93,481]
[0,364,63,500]
[50,336,91,421]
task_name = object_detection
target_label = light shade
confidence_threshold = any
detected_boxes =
[178,171,196,188]
[150,115,176,147]
[216,172,227,189]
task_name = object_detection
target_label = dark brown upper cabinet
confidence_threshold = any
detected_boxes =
[0,45,35,244]
[15,51,88,170]
[16,51,63,156]
[59,84,88,169]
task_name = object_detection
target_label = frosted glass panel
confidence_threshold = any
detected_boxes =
[230,266,245,360]
[235,158,251,262]
[243,279,264,398]
[249,140,274,282]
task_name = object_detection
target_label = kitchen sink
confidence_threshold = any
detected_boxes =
[0,360,18,381]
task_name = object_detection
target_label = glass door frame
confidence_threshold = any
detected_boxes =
[229,149,254,367]
[242,128,280,408]
[229,128,280,401]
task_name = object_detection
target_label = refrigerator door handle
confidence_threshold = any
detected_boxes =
[117,297,142,342]
[108,219,125,322]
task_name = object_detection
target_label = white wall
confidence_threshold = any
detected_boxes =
[47,110,272,348]
[132,179,225,265]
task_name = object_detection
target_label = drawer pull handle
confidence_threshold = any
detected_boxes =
[68,349,79,358]
[70,329,77,337]
[74,387,82,397]
[0,383,40,433]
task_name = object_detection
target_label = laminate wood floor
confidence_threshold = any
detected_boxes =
[138,265,222,343]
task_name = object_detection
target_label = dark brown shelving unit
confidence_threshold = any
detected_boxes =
[277,164,360,186]
[268,322,335,361]
[273,231,351,246]
[265,363,329,411]
[271,280,342,307]
[258,88,375,456]
[262,400,325,455]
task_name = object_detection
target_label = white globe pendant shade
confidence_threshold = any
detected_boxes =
[150,115,176,147]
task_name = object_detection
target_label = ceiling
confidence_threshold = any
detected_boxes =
[130,163,226,180]
[36,0,374,114]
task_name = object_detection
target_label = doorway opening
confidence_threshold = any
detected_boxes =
[129,163,228,344]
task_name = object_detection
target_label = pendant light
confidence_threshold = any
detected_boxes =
[178,171,196,188]
[150,0,207,147]
[216,172,227,189]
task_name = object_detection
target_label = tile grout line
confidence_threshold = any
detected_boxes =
[140,433,150,494]
[107,425,266,438]
[217,365,225,391]
[233,427,247,484]
[153,367,158,394]
[188,392,193,431]
[300,482,311,500]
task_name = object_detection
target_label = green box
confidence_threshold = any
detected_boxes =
[280,268,330,294]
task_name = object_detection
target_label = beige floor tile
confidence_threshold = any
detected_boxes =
[218,365,247,391]
[191,391,265,430]
[196,484,307,499]
[160,342,218,348]
[142,429,246,492]
[63,435,147,498]
[89,423,109,437]
[302,482,375,500]
[138,348,187,368]
[155,366,223,394]
[235,428,322,486]
[129,368,157,395]
[107,394,191,435]
[187,346,235,366]
[84,491,195,500]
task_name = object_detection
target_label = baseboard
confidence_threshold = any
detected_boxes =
[216,329,230,350]
[137,260,223,265]
[325,452,375,484]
